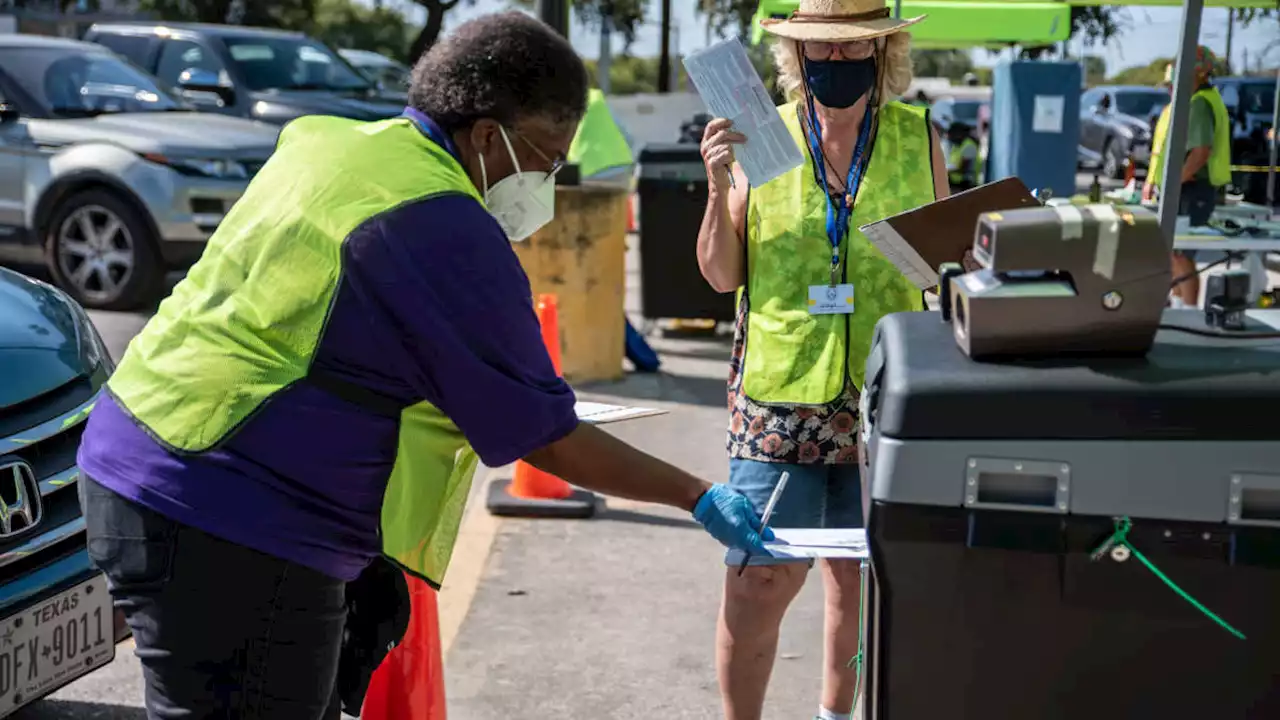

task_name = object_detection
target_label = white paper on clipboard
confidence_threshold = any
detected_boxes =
[682,38,804,188]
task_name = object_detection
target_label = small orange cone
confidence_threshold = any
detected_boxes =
[361,575,447,720]
[486,294,596,518]
[628,193,638,233]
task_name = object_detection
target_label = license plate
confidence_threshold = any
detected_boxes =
[0,575,115,716]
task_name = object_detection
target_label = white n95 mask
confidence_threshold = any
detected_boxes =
[479,126,556,242]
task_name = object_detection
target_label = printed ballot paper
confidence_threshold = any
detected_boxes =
[764,528,869,560]
[575,401,666,425]
[682,38,804,188]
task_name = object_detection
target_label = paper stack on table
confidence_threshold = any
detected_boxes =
[574,401,666,425]
[764,528,869,560]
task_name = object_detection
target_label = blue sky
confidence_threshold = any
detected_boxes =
[369,1,1278,77]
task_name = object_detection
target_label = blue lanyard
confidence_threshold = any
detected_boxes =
[803,95,874,285]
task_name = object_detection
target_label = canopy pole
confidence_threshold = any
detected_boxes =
[1268,68,1278,208]
[1157,0,1206,251]
[893,0,902,19]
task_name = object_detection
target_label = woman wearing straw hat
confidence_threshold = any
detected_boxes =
[695,1,954,718]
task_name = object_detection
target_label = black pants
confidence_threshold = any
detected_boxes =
[1175,179,1220,262]
[80,476,347,719]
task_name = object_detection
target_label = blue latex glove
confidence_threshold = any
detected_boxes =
[692,484,774,553]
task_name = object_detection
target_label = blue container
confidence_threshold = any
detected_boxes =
[989,61,1082,199]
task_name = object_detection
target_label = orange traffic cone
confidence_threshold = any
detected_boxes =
[627,193,638,233]
[361,574,448,720]
[486,294,596,518]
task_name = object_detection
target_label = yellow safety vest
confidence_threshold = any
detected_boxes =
[739,101,933,404]
[1151,87,1232,189]
[1149,103,1172,186]
[105,116,482,586]
[947,137,981,186]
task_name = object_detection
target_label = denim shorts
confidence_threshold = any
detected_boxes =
[724,458,864,567]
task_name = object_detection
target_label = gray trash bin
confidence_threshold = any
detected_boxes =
[858,308,1280,720]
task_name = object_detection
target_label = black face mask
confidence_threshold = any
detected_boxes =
[803,56,877,109]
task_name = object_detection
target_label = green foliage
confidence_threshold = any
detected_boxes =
[695,0,758,39]
[310,0,413,61]
[582,55,690,95]
[1108,54,1231,86]
[912,50,973,82]
[537,0,648,48]
[1109,58,1171,86]
[135,0,317,28]
[1081,55,1107,86]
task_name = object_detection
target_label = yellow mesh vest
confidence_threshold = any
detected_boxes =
[106,116,484,587]
[740,101,934,405]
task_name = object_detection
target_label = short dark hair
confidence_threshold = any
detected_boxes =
[409,12,589,134]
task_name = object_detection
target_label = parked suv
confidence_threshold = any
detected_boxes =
[0,265,128,717]
[1212,76,1276,205]
[84,23,406,125]
[0,34,279,310]
[1078,85,1170,178]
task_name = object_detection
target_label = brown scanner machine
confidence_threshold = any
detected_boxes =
[946,203,1171,359]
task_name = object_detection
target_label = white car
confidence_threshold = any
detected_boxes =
[338,48,410,96]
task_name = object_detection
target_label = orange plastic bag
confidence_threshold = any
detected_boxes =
[361,573,447,720]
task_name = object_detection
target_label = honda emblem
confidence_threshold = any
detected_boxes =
[0,461,42,538]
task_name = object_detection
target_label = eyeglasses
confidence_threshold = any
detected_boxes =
[803,39,876,60]
[509,127,566,179]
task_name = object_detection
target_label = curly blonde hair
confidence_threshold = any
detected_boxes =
[770,33,914,107]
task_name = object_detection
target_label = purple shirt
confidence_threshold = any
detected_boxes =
[77,115,579,581]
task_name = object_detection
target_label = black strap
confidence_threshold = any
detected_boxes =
[307,369,404,419]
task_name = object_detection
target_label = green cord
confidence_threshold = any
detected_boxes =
[845,560,868,713]
[843,519,1243,710]
[1092,517,1246,641]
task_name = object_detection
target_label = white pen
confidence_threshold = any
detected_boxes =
[737,471,790,576]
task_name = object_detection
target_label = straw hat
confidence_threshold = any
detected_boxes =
[760,0,925,43]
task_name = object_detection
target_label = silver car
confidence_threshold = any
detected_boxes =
[0,34,279,310]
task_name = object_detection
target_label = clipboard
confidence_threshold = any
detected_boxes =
[859,177,1041,290]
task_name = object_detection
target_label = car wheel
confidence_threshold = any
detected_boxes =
[44,188,163,312]
[1101,139,1122,179]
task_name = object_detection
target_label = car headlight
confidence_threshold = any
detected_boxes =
[142,153,250,179]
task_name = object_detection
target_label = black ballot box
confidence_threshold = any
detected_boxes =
[857,309,1280,720]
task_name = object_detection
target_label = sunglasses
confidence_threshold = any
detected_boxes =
[803,39,877,60]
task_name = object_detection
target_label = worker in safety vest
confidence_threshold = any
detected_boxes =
[945,119,981,192]
[1153,46,1232,307]
[1142,63,1173,204]
[75,13,770,718]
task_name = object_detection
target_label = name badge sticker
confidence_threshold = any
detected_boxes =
[808,283,855,315]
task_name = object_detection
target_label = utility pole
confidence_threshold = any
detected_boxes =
[1224,9,1234,74]
[538,0,569,38]
[598,14,612,93]
[657,0,672,93]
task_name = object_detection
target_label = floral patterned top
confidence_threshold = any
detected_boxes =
[726,294,861,465]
